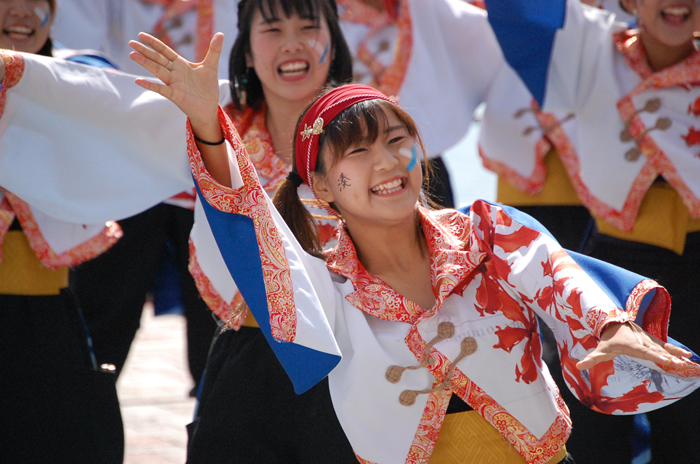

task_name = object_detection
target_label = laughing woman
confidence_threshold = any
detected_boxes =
[158,0,357,462]
[129,13,700,459]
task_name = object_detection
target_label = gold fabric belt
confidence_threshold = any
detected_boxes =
[596,182,700,255]
[241,309,260,328]
[497,149,582,206]
[429,410,567,464]
[0,231,68,295]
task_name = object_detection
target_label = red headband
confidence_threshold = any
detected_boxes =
[295,84,395,186]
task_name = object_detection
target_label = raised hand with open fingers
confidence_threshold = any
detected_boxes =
[129,32,224,137]
[576,320,693,371]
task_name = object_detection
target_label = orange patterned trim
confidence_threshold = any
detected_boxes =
[326,208,485,323]
[223,104,290,193]
[627,279,670,341]
[478,137,551,195]
[195,0,214,62]
[0,51,25,120]
[614,30,700,98]
[480,100,553,195]
[406,388,451,463]
[585,307,629,340]
[617,95,700,220]
[338,0,413,96]
[187,107,297,342]
[0,195,15,266]
[3,193,121,270]
[543,31,700,231]
[614,30,653,80]
[542,111,658,231]
[449,364,570,464]
[188,238,244,325]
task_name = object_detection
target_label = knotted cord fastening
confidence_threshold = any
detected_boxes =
[515,110,576,137]
[623,117,672,161]
[385,322,478,406]
[618,98,671,162]
[620,98,662,142]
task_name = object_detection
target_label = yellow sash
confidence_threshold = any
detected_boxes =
[0,231,68,295]
[430,410,567,464]
[497,150,581,206]
[596,182,700,255]
[241,309,260,328]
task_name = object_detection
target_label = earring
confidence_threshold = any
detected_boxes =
[238,68,249,107]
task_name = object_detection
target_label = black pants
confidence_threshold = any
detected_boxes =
[582,230,700,463]
[0,290,124,463]
[509,205,592,252]
[70,203,218,388]
[187,327,357,464]
[550,230,700,464]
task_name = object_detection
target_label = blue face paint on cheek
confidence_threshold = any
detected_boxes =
[399,145,418,172]
[407,145,417,172]
[319,39,329,65]
[35,7,50,28]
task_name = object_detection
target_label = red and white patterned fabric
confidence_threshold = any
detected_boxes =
[187,104,340,327]
[535,2,700,232]
[338,0,504,156]
[189,108,700,464]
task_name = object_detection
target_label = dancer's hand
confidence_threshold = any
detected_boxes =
[129,32,223,135]
[577,321,692,370]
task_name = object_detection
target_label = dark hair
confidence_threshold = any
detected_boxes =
[273,89,433,258]
[229,0,353,112]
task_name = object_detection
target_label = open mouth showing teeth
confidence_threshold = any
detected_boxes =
[278,61,309,76]
[661,6,691,21]
[3,26,34,38]
[371,178,405,195]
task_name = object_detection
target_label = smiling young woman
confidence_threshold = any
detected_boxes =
[0,0,53,54]
[140,0,357,461]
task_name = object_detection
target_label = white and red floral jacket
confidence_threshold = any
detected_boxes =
[188,108,700,464]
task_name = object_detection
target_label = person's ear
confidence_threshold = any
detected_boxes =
[619,0,636,15]
[311,172,335,203]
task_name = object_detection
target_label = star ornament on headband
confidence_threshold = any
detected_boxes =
[301,117,325,141]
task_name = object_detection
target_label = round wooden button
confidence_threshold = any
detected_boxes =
[399,390,418,406]
[461,337,477,356]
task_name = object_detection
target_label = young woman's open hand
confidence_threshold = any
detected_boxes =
[129,32,223,133]
[577,321,693,371]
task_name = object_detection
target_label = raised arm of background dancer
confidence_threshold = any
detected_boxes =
[129,32,232,187]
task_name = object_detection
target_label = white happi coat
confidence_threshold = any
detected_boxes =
[535,1,700,232]
[187,107,700,464]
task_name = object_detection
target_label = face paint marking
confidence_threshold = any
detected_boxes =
[400,146,418,172]
[35,6,50,28]
[308,38,329,64]
[338,173,351,191]
[319,39,329,64]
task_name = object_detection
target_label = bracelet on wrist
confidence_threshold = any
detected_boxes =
[194,133,226,146]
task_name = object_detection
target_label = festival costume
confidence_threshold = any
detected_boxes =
[485,1,700,460]
[3,50,700,464]
[337,0,506,207]
[186,103,355,463]
[184,85,700,464]
[52,0,220,385]
[0,50,124,463]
